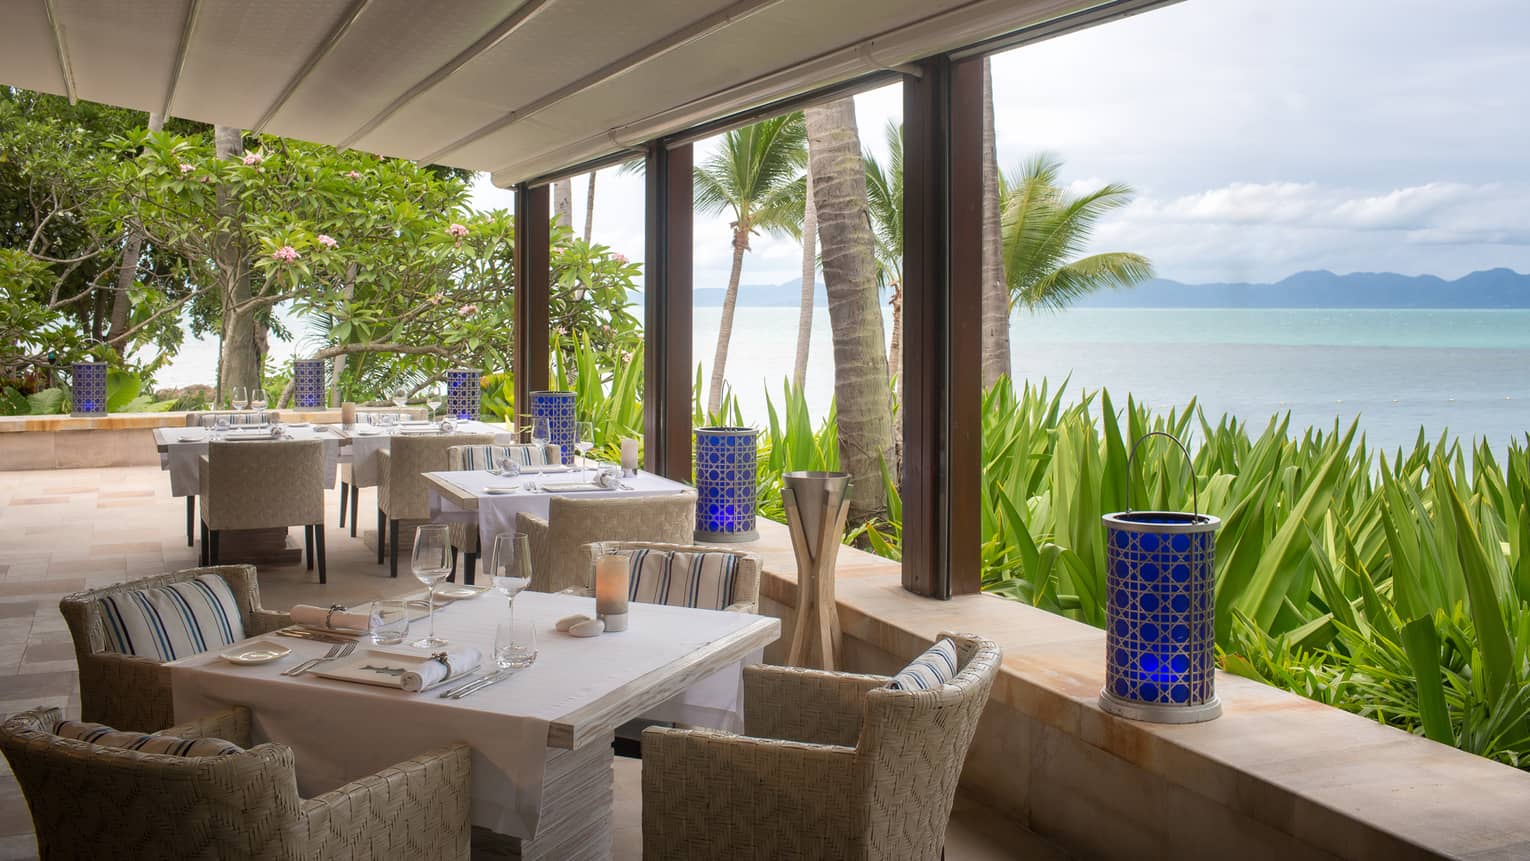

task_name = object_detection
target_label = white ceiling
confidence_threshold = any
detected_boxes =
[4,0,1107,185]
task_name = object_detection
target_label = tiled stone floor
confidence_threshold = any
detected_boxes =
[0,465,1063,860]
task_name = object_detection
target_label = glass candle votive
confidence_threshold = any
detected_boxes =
[594,554,630,632]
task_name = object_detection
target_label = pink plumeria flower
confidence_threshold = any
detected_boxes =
[346,170,363,180]
[446,223,469,238]
[427,294,443,306]
[242,153,263,166]
[613,253,628,264]
[317,234,338,248]
[272,245,300,262]
[178,163,194,174]
[459,304,478,316]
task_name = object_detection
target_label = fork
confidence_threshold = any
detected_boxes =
[283,642,354,676]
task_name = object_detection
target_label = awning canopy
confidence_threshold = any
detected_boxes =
[5,0,1109,185]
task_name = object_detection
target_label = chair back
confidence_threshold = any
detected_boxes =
[201,440,325,530]
[382,433,494,519]
[854,632,1001,858]
[586,540,760,612]
[447,443,561,471]
[191,411,277,427]
[0,708,305,860]
[532,493,696,593]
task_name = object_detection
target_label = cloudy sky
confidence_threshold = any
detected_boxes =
[473,0,1530,289]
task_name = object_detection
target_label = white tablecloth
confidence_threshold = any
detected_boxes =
[159,426,343,497]
[168,592,769,838]
[426,469,694,550]
[345,420,517,487]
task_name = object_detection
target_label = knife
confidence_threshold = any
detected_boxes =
[442,669,513,699]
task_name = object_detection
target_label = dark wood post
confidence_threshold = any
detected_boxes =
[513,183,551,417]
[901,56,984,598]
[643,143,694,481]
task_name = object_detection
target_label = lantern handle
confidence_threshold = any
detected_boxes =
[1124,431,1199,517]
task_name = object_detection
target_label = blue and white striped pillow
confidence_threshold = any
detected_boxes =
[625,549,741,611]
[55,720,242,757]
[888,638,961,691]
[450,444,556,471]
[95,574,246,662]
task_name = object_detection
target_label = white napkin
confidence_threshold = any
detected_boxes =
[517,464,572,474]
[290,604,372,631]
[400,646,481,692]
[439,418,459,433]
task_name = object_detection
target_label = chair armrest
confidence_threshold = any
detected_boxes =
[743,664,889,746]
[198,454,211,516]
[247,609,292,635]
[299,743,471,861]
[641,727,861,858]
[75,649,176,732]
[721,600,757,614]
[517,512,551,591]
[158,706,252,747]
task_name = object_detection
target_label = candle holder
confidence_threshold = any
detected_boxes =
[620,438,640,477]
[1100,432,1222,724]
[70,361,108,417]
[694,426,758,543]
[594,554,630,632]
[530,390,576,465]
[445,368,481,420]
[782,471,851,670]
[293,359,326,409]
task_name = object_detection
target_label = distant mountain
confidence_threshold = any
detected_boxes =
[1073,268,1530,309]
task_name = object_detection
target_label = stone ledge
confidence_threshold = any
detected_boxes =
[732,518,1530,860]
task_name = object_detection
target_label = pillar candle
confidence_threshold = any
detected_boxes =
[340,401,357,427]
[620,438,639,474]
[594,554,630,632]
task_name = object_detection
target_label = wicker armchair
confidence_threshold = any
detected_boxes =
[641,632,1001,860]
[517,492,696,594]
[585,540,761,613]
[376,433,494,577]
[59,565,290,733]
[188,411,279,427]
[444,443,561,584]
[0,705,471,860]
[199,439,329,582]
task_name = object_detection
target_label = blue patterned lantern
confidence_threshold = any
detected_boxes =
[694,426,758,543]
[530,390,576,464]
[1100,432,1221,723]
[71,361,108,417]
[445,368,481,420]
[292,359,326,409]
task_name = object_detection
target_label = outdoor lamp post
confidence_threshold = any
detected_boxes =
[445,368,481,421]
[70,361,108,417]
[529,390,576,464]
[1100,432,1222,724]
[292,359,326,409]
[693,426,758,543]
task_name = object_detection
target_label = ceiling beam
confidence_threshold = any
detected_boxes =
[337,0,557,151]
[949,0,1179,59]
[41,0,76,104]
[421,0,788,167]
[252,0,375,133]
[161,0,203,118]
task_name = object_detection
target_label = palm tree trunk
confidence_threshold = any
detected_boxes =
[108,112,165,343]
[980,58,1011,389]
[552,178,573,230]
[707,230,748,417]
[805,98,894,525]
[888,281,902,382]
[583,171,597,243]
[792,166,816,390]
[214,126,258,405]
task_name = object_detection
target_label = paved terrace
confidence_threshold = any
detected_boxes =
[0,465,1055,861]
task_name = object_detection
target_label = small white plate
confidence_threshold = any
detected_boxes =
[355,426,381,435]
[176,433,202,442]
[483,486,520,495]
[286,421,310,428]
[436,585,486,600]
[220,640,291,665]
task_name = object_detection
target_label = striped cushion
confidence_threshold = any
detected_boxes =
[449,444,555,471]
[888,638,960,691]
[55,720,242,757]
[623,549,741,610]
[95,574,246,662]
[197,412,270,427]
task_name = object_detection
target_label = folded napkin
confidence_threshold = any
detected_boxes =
[399,646,481,692]
[539,481,605,493]
[290,603,371,631]
[512,464,572,474]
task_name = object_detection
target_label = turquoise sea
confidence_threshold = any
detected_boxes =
[695,307,1530,455]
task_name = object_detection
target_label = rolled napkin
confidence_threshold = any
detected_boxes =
[269,423,287,439]
[594,469,622,489]
[439,418,458,433]
[401,646,481,692]
[290,603,372,632]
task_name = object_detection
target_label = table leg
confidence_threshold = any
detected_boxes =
[472,732,615,860]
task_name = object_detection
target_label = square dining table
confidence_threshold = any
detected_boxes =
[339,419,519,489]
[168,590,779,859]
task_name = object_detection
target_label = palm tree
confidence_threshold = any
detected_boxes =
[791,162,816,390]
[980,59,1008,389]
[694,113,807,415]
[997,154,1152,373]
[862,120,903,384]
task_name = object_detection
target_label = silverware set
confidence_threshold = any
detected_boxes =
[283,641,356,676]
[275,626,360,644]
[439,668,515,699]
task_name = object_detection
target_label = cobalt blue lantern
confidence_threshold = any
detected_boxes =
[530,390,576,464]
[71,361,108,417]
[446,368,481,420]
[694,426,758,543]
[292,359,326,409]
[1100,432,1221,724]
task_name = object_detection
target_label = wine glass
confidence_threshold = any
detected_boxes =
[391,386,408,422]
[425,384,443,422]
[575,421,595,481]
[410,524,453,648]
[488,533,532,604]
[530,416,550,450]
[250,388,268,421]
[230,386,248,412]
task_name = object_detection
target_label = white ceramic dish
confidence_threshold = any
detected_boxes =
[177,433,202,442]
[354,426,381,435]
[220,640,291,665]
[483,486,520,495]
[436,585,487,600]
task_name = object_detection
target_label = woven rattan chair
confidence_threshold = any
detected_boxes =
[641,632,1001,860]
[199,439,329,582]
[188,410,279,427]
[445,443,561,584]
[59,564,289,733]
[376,433,494,578]
[0,705,471,860]
[517,492,696,594]
[585,540,761,613]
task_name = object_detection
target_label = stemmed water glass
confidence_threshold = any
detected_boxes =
[391,386,408,422]
[250,388,268,421]
[530,416,550,450]
[575,421,594,482]
[426,384,443,422]
[410,524,453,648]
[488,532,536,668]
[230,386,248,412]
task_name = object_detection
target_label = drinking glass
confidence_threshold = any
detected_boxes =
[487,533,532,604]
[493,611,538,669]
[391,386,408,422]
[425,384,443,422]
[494,456,522,479]
[575,421,595,481]
[250,388,268,415]
[530,416,550,450]
[230,386,248,412]
[213,415,230,438]
[410,524,453,648]
[368,598,410,645]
